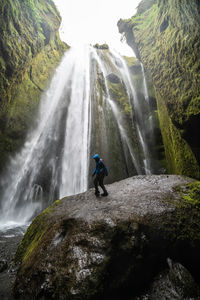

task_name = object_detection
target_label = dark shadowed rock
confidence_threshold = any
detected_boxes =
[107,73,121,84]
[13,175,200,299]
[136,258,200,300]
[93,43,109,50]
[0,226,26,300]
[0,260,8,273]
[114,58,123,68]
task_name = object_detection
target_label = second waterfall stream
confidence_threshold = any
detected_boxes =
[0,45,158,227]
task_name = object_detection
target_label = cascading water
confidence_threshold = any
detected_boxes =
[140,62,155,138]
[107,50,155,174]
[59,48,91,198]
[90,48,142,175]
[0,46,92,228]
[0,45,156,228]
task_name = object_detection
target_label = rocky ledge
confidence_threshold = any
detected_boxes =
[13,175,200,299]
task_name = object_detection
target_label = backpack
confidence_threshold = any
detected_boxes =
[100,159,108,176]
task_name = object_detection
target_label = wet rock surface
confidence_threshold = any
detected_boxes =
[0,226,26,300]
[107,73,121,84]
[13,175,200,299]
[136,258,200,300]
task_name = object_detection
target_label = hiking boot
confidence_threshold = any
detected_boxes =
[95,191,100,196]
[101,191,108,197]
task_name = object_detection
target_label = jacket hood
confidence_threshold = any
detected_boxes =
[93,154,100,161]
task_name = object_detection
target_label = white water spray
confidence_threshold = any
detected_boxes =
[0,46,92,227]
[140,62,155,137]
[91,48,142,174]
[0,45,156,228]
[109,50,153,174]
[59,47,91,197]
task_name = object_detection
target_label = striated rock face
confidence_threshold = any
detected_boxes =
[0,0,68,169]
[118,0,200,179]
[13,175,200,299]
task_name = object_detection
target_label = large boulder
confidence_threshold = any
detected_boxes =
[13,175,200,299]
[137,258,200,299]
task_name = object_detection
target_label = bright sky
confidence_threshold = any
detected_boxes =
[53,0,141,56]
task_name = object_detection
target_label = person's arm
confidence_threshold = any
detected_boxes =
[92,168,96,177]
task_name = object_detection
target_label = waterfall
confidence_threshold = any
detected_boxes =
[0,45,156,228]
[90,48,142,175]
[108,50,154,174]
[141,63,150,103]
[0,46,92,228]
[140,62,155,138]
[59,47,91,197]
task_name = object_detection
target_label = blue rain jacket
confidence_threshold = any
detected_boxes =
[92,158,108,177]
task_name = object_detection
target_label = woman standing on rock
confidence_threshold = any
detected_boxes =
[92,154,108,197]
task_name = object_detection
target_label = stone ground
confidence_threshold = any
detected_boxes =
[54,175,193,222]
[0,226,27,300]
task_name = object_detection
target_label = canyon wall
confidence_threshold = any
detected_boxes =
[118,0,200,178]
[0,0,68,168]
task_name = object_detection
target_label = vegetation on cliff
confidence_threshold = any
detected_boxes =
[118,0,200,178]
[0,0,68,169]
[93,43,109,50]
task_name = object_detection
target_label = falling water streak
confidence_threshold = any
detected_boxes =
[0,52,73,225]
[90,51,110,156]
[0,48,90,227]
[140,62,154,136]
[92,48,142,174]
[141,63,150,103]
[59,46,91,197]
[86,53,92,189]
[109,99,142,174]
[0,45,156,229]
[109,49,153,174]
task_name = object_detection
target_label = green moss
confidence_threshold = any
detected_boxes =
[118,0,200,178]
[157,92,200,178]
[131,3,159,30]
[108,81,133,119]
[173,181,200,244]
[182,181,200,207]
[0,0,68,169]
[15,199,61,264]
[166,181,200,242]
[93,43,109,50]
[123,56,138,67]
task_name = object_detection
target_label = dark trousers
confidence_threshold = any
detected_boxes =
[94,174,107,194]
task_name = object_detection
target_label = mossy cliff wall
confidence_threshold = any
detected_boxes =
[118,0,200,178]
[0,0,68,168]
